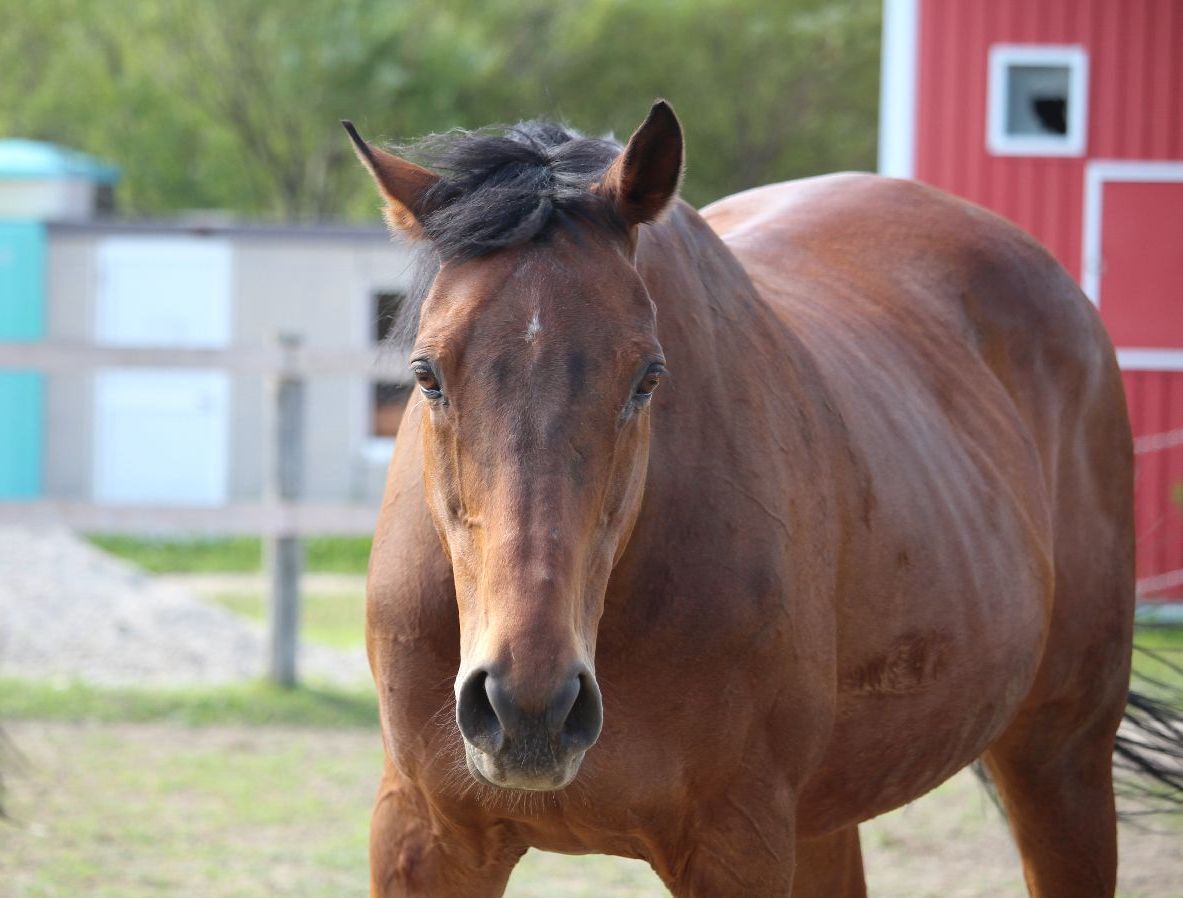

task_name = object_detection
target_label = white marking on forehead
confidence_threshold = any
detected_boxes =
[525,310,541,342]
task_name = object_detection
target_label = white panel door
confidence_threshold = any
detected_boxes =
[93,237,232,505]
[93,370,230,505]
[96,238,231,347]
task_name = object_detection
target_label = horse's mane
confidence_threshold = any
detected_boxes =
[388,121,627,346]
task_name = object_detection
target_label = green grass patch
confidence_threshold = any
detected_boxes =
[1132,624,1183,696]
[86,535,373,574]
[212,591,365,651]
[0,678,378,729]
[5,721,666,898]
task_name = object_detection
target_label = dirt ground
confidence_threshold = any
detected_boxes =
[2,721,1180,897]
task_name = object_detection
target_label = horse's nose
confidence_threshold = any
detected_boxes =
[456,664,603,757]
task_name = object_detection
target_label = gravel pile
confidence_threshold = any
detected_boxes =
[0,526,368,687]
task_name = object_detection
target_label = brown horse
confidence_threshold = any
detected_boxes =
[345,101,1157,897]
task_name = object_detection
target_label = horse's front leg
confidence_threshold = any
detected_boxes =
[655,789,799,898]
[791,826,866,898]
[369,761,524,898]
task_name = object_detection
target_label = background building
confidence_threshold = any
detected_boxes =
[0,140,413,507]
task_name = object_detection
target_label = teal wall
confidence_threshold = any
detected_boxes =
[0,221,46,498]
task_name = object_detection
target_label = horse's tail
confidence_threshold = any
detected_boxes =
[1113,643,1183,813]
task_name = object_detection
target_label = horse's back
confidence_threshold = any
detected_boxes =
[703,173,1134,828]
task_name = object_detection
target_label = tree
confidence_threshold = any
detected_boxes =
[0,0,881,219]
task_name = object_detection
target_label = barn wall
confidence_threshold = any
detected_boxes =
[914,0,1183,277]
[1124,371,1183,601]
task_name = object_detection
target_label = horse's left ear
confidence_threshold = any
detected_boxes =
[342,120,439,238]
[597,100,685,227]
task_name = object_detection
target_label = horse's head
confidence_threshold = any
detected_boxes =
[348,103,683,791]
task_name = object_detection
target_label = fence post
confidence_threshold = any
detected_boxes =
[267,333,304,687]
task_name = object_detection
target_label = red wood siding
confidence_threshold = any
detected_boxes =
[1124,371,1183,601]
[914,0,1183,279]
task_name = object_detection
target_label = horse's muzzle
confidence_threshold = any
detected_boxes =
[456,664,603,790]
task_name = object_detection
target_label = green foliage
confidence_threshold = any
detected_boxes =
[0,677,378,727]
[0,0,880,219]
[86,535,372,573]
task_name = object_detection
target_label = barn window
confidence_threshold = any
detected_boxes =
[987,45,1088,157]
[371,290,412,439]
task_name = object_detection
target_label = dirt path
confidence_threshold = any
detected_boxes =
[3,721,1180,897]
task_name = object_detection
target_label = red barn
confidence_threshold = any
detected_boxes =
[878,0,1183,606]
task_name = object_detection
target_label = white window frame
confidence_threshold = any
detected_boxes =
[987,44,1088,157]
[1081,159,1183,372]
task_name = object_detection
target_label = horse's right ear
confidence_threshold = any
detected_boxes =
[342,121,439,238]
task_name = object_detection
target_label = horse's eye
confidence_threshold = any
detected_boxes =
[411,361,442,398]
[635,363,666,398]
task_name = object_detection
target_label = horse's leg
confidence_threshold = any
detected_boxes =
[982,706,1121,898]
[980,373,1133,897]
[790,826,866,898]
[980,537,1130,896]
[660,825,864,898]
[656,790,799,898]
[369,762,524,898]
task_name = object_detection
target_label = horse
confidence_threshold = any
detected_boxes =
[344,101,1176,897]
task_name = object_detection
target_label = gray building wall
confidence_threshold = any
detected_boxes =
[42,221,414,505]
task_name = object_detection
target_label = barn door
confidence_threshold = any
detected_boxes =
[93,237,232,505]
[1084,162,1183,601]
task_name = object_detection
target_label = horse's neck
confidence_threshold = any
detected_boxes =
[635,201,836,502]
[637,202,799,407]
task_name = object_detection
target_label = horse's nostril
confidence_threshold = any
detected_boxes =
[458,666,603,759]
[456,669,503,754]
[560,671,603,753]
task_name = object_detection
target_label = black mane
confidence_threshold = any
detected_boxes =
[388,121,626,346]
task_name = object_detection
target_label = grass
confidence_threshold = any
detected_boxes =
[212,591,365,650]
[4,721,386,898]
[86,535,373,574]
[1131,625,1183,696]
[4,720,1179,898]
[0,679,378,729]
[3,720,667,898]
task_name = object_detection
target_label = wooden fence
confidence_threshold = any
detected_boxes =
[0,336,394,685]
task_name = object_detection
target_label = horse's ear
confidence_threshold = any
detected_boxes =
[342,120,439,237]
[597,100,684,228]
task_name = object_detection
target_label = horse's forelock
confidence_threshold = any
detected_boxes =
[383,122,627,347]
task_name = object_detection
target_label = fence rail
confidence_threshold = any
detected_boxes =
[0,339,409,379]
[0,500,376,536]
